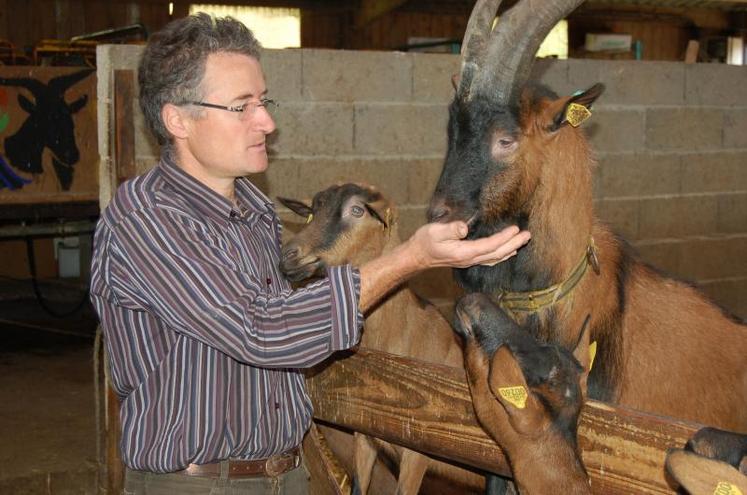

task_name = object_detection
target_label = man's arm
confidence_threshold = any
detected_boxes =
[359,222,530,313]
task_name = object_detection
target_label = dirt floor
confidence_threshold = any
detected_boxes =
[0,279,99,494]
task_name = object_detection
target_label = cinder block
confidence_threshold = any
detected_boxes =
[407,158,444,205]
[133,101,160,159]
[302,49,412,102]
[529,58,571,95]
[107,44,144,72]
[645,108,723,151]
[697,278,747,320]
[598,152,681,198]
[269,102,354,156]
[585,108,645,153]
[633,240,682,276]
[354,103,449,156]
[681,152,747,193]
[686,64,747,106]
[638,195,719,239]
[568,60,685,106]
[286,158,412,206]
[595,198,639,240]
[717,193,747,234]
[135,157,159,176]
[412,52,459,104]
[263,49,302,102]
[724,109,747,149]
[678,236,747,280]
[256,158,300,199]
[397,205,429,239]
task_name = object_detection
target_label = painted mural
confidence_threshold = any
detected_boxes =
[0,67,97,204]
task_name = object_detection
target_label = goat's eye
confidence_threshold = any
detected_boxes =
[351,205,365,217]
[498,138,514,147]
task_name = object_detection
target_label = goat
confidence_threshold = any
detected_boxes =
[452,292,591,495]
[0,69,92,190]
[427,0,747,431]
[666,427,747,494]
[278,183,485,495]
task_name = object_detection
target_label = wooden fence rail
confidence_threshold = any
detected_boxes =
[306,348,702,494]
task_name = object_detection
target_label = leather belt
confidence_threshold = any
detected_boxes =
[177,447,301,478]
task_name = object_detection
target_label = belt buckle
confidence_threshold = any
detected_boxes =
[264,453,287,478]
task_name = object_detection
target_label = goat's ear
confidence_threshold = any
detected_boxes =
[549,83,606,131]
[488,345,545,434]
[364,198,394,229]
[666,449,747,494]
[572,314,593,397]
[276,197,313,218]
[17,94,35,113]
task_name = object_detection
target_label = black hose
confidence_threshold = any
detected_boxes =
[25,236,90,318]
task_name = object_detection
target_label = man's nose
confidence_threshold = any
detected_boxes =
[255,107,276,135]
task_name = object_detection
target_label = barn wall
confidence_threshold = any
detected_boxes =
[96,45,747,318]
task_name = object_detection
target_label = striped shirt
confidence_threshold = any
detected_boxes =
[90,157,363,472]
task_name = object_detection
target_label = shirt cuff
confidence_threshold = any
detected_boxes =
[327,265,364,351]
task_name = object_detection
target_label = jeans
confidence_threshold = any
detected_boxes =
[124,461,310,495]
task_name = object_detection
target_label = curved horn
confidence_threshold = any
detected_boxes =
[49,69,94,93]
[0,77,45,97]
[458,0,504,100]
[474,0,585,103]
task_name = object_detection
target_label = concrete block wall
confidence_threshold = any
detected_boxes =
[97,46,747,318]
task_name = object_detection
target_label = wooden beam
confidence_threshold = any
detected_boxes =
[356,0,409,27]
[306,349,702,494]
[114,70,137,186]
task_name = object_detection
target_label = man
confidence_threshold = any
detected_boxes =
[90,13,531,495]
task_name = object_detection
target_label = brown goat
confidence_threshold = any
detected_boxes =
[278,183,485,495]
[667,427,747,494]
[453,292,592,495]
[428,0,747,431]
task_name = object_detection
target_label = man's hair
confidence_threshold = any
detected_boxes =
[138,13,262,146]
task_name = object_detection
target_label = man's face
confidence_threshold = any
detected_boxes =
[181,52,276,180]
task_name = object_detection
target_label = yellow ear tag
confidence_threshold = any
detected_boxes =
[566,102,592,128]
[588,341,598,372]
[385,208,391,228]
[305,213,314,224]
[498,386,528,409]
[713,481,742,495]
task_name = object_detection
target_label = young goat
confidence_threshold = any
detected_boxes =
[666,427,747,494]
[452,292,592,495]
[428,0,747,430]
[278,183,484,495]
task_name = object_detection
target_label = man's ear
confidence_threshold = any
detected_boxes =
[276,197,313,218]
[162,103,191,139]
[548,83,606,131]
[488,345,546,435]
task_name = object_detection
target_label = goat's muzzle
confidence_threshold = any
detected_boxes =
[279,244,325,282]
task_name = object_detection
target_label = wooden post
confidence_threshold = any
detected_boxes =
[306,349,701,494]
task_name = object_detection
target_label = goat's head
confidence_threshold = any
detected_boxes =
[453,293,591,451]
[428,0,602,239]
[278,183,396,282]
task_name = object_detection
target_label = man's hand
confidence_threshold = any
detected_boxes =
[404,222,531,271]
[358,222,530,313]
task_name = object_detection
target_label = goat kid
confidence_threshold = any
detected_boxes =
[666,427,747,494]
[453,292,592,495]
[278,183,484,495]
[428,0,747,431]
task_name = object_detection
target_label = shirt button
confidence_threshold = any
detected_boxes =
[266,278,272,285]
[229,211,237,218]
[274,402,280,410]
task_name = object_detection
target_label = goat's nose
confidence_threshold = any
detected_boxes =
[427,200,451,223]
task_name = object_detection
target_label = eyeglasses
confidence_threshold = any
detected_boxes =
[187,97,279,120]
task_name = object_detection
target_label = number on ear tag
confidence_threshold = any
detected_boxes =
[566,102,592,128]
[498,386,528,409]
[713,481,742,495]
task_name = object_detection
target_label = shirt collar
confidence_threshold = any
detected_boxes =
[157,156,275,228]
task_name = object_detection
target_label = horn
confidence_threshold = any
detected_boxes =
[49,69,94,93]
[458,0,504,100]
[474,0,585,104]
[0,77,45,97]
